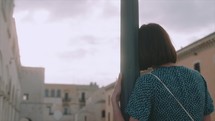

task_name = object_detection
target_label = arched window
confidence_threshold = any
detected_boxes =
[194,62,200,72]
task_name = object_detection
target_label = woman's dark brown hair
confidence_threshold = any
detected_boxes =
[138,23,177,70]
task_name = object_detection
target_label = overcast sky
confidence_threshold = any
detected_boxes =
[13,0,215,87]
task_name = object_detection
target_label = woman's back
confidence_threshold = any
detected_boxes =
[126,66,214,121]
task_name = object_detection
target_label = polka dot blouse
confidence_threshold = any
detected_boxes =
[125,66,214,121]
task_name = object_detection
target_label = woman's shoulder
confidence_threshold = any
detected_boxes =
[138,65,203,80]
[140,66,202,79]
[137,68,155,84]
[174,66,202,77]
[140,67,154,75]
[152,65,200,74]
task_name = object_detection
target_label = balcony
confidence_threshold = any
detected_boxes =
[62,97,71,102]
[62,97,71,106]
[79,98,85,103]
[79,98,86,108]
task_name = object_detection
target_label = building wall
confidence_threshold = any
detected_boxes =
[76,88,106,121]
[19,67,45,121]
[103,33,215,121]
[0,0,22,121]
[43,83,99,121]
[75,110,96,121]
[105,83,115,121]
[177,33,215,120]
[76,105,105,121]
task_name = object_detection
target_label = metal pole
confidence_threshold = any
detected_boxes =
[120,0,139,120]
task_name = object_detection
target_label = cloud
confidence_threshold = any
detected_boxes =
[57,48,97,61]
[14,0,215,87]
[68,35,101,46]
[14,0,215,34]
[57,49,87,60]
[99,0,120,19]
[58,35,120,62]
[14,0,97,21]
[139,0,215,33]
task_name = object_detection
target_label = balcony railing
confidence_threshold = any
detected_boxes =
[79,98,85,103]
[62,98,71,102]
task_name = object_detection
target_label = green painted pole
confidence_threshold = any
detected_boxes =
[120,0,139,120]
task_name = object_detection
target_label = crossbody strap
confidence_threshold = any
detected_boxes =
[150,73,194,121]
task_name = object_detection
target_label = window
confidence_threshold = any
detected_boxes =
[45,89,49,97]
[51,89,55,97]
[79,92,86,108]
[65,92,69,99]
[84,116,87,121]
[47,106,53,115]
[64,107,68,115]
[23,94,29,101]
[81,92,85,101]
[194,62,200,72]
[108,95,111,105]
[57,89,61,97]
[101,110,105,118]
[108,112,110,121]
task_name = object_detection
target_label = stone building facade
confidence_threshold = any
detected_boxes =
[19,67,45,121]
[104,82,115,121]
[177,32,215,120]
[43,83,99,121]
[0,0,45,121]
[0,0,22,120]
[76,87,106,121]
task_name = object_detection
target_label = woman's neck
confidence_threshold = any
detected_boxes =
[152,62,176,69]
[160,62,176,67]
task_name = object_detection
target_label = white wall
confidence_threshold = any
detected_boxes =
[0,0,23,121]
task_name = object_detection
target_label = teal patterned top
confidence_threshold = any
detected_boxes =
[125,66,214,121]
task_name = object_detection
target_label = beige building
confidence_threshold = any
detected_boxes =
[177,32,215,120]
[19,67,45,121]
[43,83,99,121]
[0,0,45,121]
[0,0,22,120]
[76,87,106,121]
[104,82,115,121]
